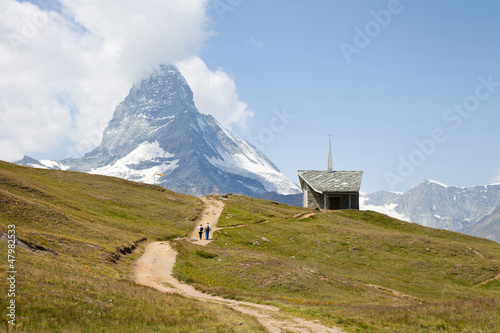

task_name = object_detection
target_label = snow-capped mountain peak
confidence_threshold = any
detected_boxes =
[17,65,300,197]
[425,179,449,188]
[361,181,500,237]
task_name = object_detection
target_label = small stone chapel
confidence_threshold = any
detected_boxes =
[297,138,363,210]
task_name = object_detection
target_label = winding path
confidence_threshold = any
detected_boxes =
[188,196,224,245]
[135,196,344,333]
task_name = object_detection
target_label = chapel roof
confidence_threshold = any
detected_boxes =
[297,170,363,194]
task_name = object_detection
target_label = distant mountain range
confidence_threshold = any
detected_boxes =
[462,204,500,243]
[17,65,300,197]
[361,180,500,242]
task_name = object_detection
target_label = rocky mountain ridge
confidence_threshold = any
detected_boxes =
[462,204,500,242]
[17,65,301,197]
[361,180,500,242]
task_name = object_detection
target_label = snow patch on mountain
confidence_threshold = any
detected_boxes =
[208,148,300,195]
[39,160,67,170]
[89,141,178,184]
[210,123,300,195]
[426,179,448,188]
[359,195,409,221]
[24,158,68,170]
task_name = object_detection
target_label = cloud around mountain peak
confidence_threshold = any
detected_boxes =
[177,56,254,131]
[0,0,251,162]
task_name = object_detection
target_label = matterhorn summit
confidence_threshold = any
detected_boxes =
[18,65,301,197]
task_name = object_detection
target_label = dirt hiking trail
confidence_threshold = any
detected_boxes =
[188,196,224,245]
[135,196,344,333]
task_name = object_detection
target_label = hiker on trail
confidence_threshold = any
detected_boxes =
[205,223,211,240]
[198,224,203,240]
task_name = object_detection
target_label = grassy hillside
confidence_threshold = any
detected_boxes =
[0,161,265,332]
[173,195,500,332]
[2,160,500,332]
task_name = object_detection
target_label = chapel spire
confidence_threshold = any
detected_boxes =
[327,135,333,172]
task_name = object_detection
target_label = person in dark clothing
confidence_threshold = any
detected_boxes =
[198,224,203,240]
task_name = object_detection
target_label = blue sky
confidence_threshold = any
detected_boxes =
[203,0,500,192]
[1,0,499,193]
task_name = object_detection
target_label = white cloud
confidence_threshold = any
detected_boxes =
[0,0,211,161]
[177,56,253,130]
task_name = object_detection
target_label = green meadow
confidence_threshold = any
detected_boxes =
[173,195,500,332]
[0,161,264,332]
[1,160,500,332]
